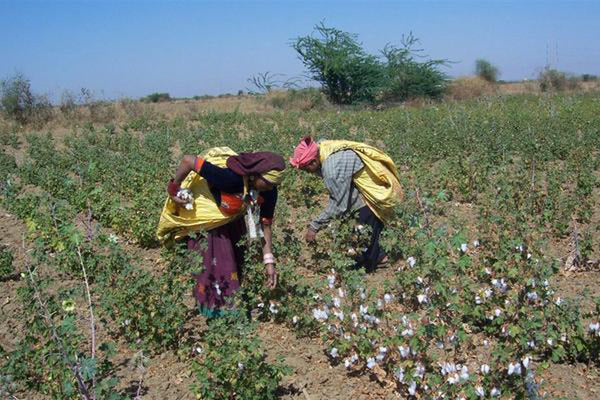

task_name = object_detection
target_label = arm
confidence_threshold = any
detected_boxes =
[168,155,198,205]
[259,188,278,289]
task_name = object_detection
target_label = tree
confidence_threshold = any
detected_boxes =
[292,24,448,105]
[475,59,499,83]
[380,34,448,101]
[0,73,35,124]
[292,23,383,104]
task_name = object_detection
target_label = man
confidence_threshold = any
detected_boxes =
[290,136,402,271]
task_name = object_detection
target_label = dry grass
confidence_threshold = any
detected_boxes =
[445,76,499,101]
[2,81,600,132]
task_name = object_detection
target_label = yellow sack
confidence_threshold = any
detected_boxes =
[156,147,248,242]
[319,140,403,223]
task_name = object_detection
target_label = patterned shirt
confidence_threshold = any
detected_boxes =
[309,149,365,231]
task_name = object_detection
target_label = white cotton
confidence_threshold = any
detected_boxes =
[330,348,338,358]
[459,365,469,381]
[269,303,278,314]
[480,364,490,374]
[377,299,384,309]
[527,291,539,301]
[338,288,345,298]
[399,345,410,358]
[333,297,341,308]
[447,373,459,384]
[214,283,221,296]
[522,357,530,369]
[334,310,344,321]
[407,256,416,267]
[394,367,405,382]
[414,364,425,379]
[366,357,376,369]
[408,381,417,396]
[460,243,468,253]
[589,322,600,332]
[359,304,368,315]
[327,274,336,288]
[312,308,329,321]
[292,316,299,324]
[508,362,522,376]
[491,388,501,397]
[473,239,480,247]
[494,308,502,317]
[344,359,352,369]
[555,297,563,306]
[475,386,485,397]
[384,293,393,304]
[475,295,482,304]
[184,203,193,210]
[547,338,554,346]
[401,329,414,337]
[417,294,428,304]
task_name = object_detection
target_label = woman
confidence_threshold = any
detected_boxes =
[158,148,285,317]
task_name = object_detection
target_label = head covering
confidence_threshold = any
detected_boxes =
[290,136,319,168]
[226,152,286,185]
[260,169,284,185]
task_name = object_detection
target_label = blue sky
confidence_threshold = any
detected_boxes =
[1,0,598,99]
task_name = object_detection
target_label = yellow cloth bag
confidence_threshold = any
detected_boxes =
[319,140,403,223]
[156,147,248,242]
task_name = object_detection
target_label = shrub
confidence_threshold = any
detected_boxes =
[0,73,53,125]
[143,92,171,103]
[581,74,597,82]
[539,68,579,92]
[380,37,448,102]
[0,245,14,277]
[191,315,290,400]
[475,59,500,82]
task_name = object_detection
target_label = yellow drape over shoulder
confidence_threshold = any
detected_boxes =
[319,140,403,223]
[156,147,247,242]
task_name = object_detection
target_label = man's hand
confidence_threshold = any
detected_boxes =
[265,264,278,289]
[305,227,317,242]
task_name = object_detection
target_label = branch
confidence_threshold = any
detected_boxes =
[77,245,96,400]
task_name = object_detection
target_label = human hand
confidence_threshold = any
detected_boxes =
[265,264,277,289]
[305,228,317,242]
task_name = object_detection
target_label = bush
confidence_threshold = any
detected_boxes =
[380,37,448,102]
[581,74,597,82]
[0,73,53,125]
[191,315,290,400]
[0,245,14,277]
[539,68,579,92]
[143,92,171,103]
[475,59,500,82]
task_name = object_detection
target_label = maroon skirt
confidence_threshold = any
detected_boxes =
[188,218,246,312]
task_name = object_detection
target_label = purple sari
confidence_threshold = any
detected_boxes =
[188,217,247,313]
